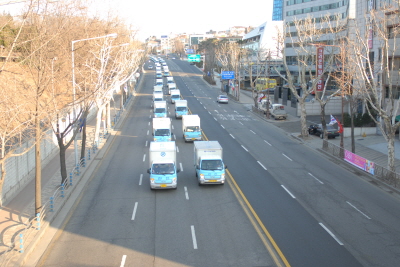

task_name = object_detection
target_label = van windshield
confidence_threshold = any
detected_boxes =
[154,129,170,136]
[152,163,174,174]
[155,108,166,113]
[201,160,223,170]
[186,126,199,132]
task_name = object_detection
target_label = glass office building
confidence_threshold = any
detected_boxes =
[272,0,283,21]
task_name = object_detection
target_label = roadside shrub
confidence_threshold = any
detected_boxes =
[342,112,376,127]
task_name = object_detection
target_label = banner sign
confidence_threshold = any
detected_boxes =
[344,150,375,175]
[317,46,324,91]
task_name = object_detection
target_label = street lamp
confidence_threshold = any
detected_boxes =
[71,33,117,168]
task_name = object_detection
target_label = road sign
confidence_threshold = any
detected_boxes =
[187,54,201,62]
[221,71,235,80]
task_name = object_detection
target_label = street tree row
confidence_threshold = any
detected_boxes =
[0,0,147,211]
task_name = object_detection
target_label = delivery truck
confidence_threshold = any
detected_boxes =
[147,141,180,189]
[170,89,181,104]
[182,114,201,141]
[154,85,163,93]
[153,92,164,102]
[152,118,172,142]
[155,78,163,87]
[168,83,177,95]
[194,141,226,185]
[174,99,188,118]
[166,77,174,89]
[153,101,167,118]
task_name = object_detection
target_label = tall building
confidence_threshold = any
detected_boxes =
[283,0,355,80]
[272,0,283,21]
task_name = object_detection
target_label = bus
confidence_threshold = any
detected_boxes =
[255,78,277,92]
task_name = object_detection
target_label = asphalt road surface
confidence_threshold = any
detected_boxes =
[35,57,400,267]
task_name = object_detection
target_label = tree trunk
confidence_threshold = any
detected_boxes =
[35,103,42,215]
[106,101,111,130]
[35,117,42,215]
[299,99,308,138]
[59,140,67,185]
[387,132,396,174]
[94,105,105,143]
[80,120,87,162]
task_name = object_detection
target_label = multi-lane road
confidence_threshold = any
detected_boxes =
[35,57,400,267]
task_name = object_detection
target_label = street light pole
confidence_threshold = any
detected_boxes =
[71,33,117,168]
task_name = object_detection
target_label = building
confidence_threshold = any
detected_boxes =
[241,21,283,84]
[283,0,354,82]
[272,0,284,21]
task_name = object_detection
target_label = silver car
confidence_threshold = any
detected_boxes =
[217,95,229,103]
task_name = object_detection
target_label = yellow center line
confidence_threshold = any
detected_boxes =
[192,108,290,267]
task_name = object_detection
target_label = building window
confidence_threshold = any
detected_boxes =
[388,25,400,39]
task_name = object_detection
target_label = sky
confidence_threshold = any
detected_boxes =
[0,0,273,41]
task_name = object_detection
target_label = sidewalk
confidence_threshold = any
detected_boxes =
[0,88,134,265]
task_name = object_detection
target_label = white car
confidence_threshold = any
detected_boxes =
[217,95,228,103]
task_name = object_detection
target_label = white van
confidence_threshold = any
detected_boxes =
[155,78,163,87]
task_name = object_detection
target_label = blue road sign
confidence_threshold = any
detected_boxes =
[221,71,235,80]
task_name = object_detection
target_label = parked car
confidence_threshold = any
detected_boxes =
[217,95,229,104]
[308,124,340,139]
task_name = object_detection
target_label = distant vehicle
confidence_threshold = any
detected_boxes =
[269,104,287,120]
[308,124,340,139]
[152,118,172,142]
[255,78,277,92]
[217,95,228,104]
[153,101,167,118]
[170,89,181,104]
[156,73,162,78]
[182,115,201,141]
[172,57,176,59]
[174,99,188,119]
[155,78,163,87]
[148,65,153,70]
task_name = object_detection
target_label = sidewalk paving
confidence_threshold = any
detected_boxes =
[0,89,133,265]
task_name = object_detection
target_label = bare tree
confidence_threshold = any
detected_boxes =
[350,2,400,172]
[215,40,242,99]
[276,15,345,138]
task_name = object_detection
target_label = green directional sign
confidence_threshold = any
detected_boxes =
[187,54,201,62]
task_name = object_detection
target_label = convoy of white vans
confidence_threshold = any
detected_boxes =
[147,56,225,190]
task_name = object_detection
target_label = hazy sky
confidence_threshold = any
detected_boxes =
[0,0,273,41]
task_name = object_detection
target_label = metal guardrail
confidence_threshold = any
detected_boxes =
[322,141,400,189]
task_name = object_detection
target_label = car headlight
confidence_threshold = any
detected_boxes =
[221,173,225,179]
[200,173,204,180]
[150,178,155,184]
[172,177,177,183]
[154,138,157,141]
